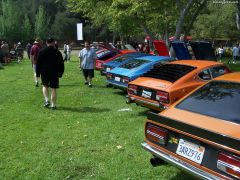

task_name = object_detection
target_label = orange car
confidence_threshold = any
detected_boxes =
[127,60,231,111]
[142,72,240,179]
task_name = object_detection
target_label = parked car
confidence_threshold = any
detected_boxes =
[96,48,136,70]
[106,56,174,89]
[190,41,216,61]
[127,60,231,111]
[170,41,192,60]
[101,53,150,75]
[142,72,240,180]
[102,40,171,75]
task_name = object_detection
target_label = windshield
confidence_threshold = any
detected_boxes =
[176,81,240,124]
[119,59,150,69]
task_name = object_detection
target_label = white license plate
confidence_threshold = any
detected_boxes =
[115,77,121,82]
[142,90,152,98]
[176,139,205,164]
[106,67,111,72]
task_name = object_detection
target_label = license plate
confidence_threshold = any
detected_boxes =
[115,77,121,82]
[142,90,152,98]
[106,67,111,72]
[176,139,205,164]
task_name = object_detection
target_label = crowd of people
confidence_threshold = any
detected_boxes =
[216,44,240,64]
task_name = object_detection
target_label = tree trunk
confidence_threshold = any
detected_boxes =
[185,0,207,36]
[174,0,194,40]
[236,0,240,30]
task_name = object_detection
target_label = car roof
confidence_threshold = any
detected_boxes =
[135,55,172,62]
[169,60,223,68]
[213,72,240,82]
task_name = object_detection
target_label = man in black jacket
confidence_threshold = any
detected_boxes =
[36,38,64,109]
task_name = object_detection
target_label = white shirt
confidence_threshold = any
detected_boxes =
[79,48,97,69]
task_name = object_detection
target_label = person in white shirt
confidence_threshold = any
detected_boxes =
[78,41,97,87]
[229,45,239,64]
[66,42,71,62]
[217,46,224,61]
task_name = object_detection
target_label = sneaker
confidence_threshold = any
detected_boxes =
[88,84,92,88]
[44,101,50,107]
[35,82,39,87]
[84,81,88,85]
[51,106,57,110]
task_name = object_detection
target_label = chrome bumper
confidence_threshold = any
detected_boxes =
[141,142,221,180]
[106,80,127,89]
[130,97,167,111]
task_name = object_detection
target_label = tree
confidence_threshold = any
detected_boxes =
[34,5,49,39]
[22,14,33,42]
[191,2,240,41]
[0,0,22,42]
[174,0,207,40]
[50,11,78,40]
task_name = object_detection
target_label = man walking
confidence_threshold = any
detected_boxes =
[36,38,64,110]
[30,38,42,86]
[230,44,239,64]
[78,41,96,87]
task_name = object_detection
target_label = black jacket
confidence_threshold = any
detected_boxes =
[36,46,64,78]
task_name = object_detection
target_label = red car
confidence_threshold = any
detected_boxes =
[96,40,170,70]
[95,48,136,70]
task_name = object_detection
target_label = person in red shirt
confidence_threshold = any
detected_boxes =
[30,38,42,87]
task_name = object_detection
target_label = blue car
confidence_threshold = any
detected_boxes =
[106,56,174,89]
[101,52,150,75]
[171,41,192,60]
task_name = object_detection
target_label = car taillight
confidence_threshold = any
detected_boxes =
[122,77,130,84]
[146,123,168,145]
[106,73,113,79]
[217,152,240,179]
[128,85,138,95]
[156,91,169,104]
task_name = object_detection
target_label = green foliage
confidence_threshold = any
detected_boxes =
[50,12,78,40]
[0,0,22,41]
[34,5,49,39]
[192,2,240,40]
[22,14,33,42]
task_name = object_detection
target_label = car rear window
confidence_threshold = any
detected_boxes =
[113,55,131,63]
[142,64,196,83]
[97,50,116,60]
[119,59,150,69]
[176,81,240,124]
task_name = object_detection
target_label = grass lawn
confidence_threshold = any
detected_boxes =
[0,56,239,179]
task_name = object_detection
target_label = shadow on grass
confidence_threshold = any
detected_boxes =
[169,171,197,180]
[61,164,93,179]
[61,84,80,87]
[138,109,149,117]
[113,90,127,96]
[58,106,110,113]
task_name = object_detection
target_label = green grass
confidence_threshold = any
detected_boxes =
[1,56,239,180]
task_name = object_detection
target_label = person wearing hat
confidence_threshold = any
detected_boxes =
[36,37,64,110]
[30,38,42,86]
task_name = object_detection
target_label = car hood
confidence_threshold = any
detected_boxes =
[130,77,172,90]
[171,41,192,60]
[190,41,216,61]
[153,40,169,56]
